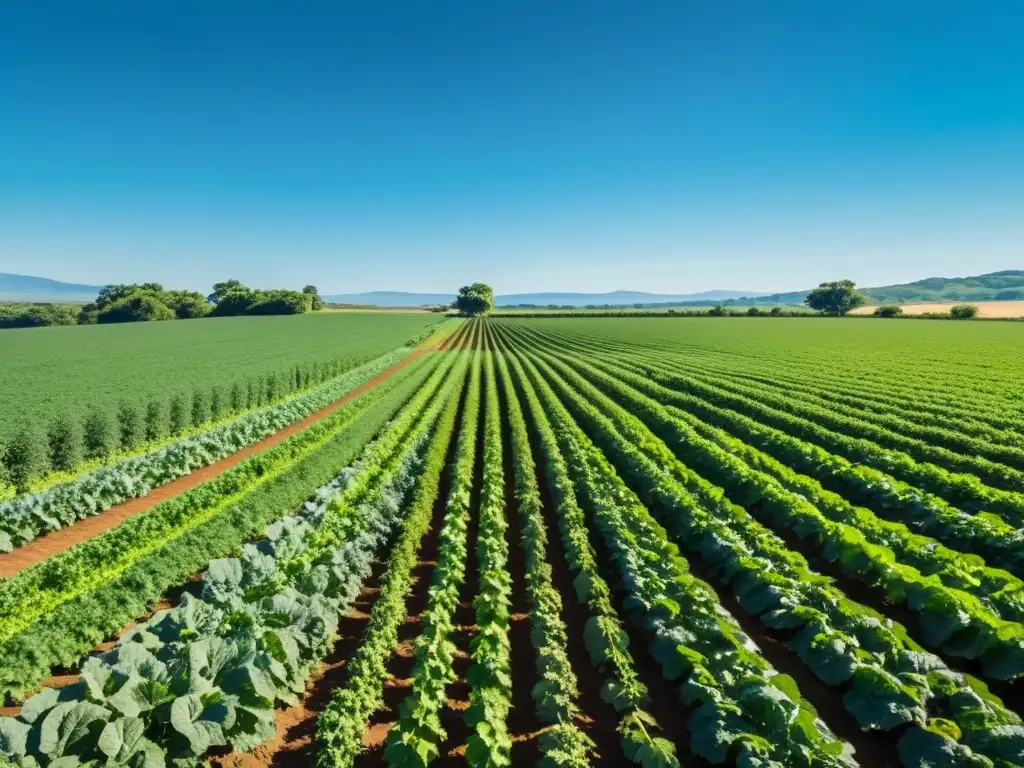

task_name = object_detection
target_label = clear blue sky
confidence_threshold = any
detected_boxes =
[2,1,1022,295]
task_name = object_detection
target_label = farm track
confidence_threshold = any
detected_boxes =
[0,328,464,579]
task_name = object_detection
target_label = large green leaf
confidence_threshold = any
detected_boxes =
[0,718,30,759]
[38,701,111,759]
[168,693,232,756]
[97,716,164,768]
[897,727,994,768]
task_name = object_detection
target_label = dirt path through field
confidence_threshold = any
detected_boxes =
[0,328,462,580]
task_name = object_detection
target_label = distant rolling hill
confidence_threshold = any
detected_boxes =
[324,289,759,307]
[0,272,102,303]
[861,270,1024,304]
[6,269,1023,309]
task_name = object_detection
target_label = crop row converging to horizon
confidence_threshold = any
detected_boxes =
[1,314,1024,768]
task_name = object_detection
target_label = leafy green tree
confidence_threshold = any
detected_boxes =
[144,399,166,442]
[164,290,212,319]
[708,305,728,316]
[168,394,188,436]
[874,305,903,317]
[117,401,144,450]
[303,285,325,311]
[950,304,979,319]
[452,283,495,316]
[770,306,783,316]
[747,307,761,316]
[209,279,246,303]
[191,390,209,428]
[48,413,83,472]
[83,409,115,460]
[98,294,176,324]
[95,283,146,309]
[804,280,867,316]
[4,426,48,490]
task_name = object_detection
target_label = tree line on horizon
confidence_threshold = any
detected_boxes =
[0,280,325,328]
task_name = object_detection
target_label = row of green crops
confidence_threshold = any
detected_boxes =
[314,352,469,768]
[491,318,1024,767]
[0,350,470,766]
[0,349,458,700]
[0,344,424,554]
[384,350,483,767]
[0,312,447,443]
[510,332,1024,680]
[0,315,452,496]
[502,332,859,767]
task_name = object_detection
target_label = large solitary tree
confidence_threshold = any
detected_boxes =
[453,283,494,316]
[804,279,866,316]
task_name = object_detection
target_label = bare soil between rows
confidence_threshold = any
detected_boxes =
[0,332,460,580]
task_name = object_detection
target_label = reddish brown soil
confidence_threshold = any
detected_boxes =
[0,338,452,580]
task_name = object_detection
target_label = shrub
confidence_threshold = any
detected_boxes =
[747,307,761,316]
[0,303,78,329]
[168,394,188,436]
[770,307,783,316]
[117,401,144,450]
[83,409,115,460]
[190,390,208,429]
[48,413,83,472]
[708,305,729,316]
[145,399,166,442]
[5,426,48,490]
[950,304,979,319]
[163,290,212,319]
[97,294,176,324]
[874,305,903,317]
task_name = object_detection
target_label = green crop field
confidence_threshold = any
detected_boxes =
[500,315,1024,400]
[0,311,442,440]
[5,317,1024,768]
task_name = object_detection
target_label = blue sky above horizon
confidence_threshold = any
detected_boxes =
[2,1,1023,295]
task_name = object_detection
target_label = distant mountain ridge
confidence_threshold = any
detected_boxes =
[722,270,1024,308]
[4,269,1023,308]
[0,272,103,303]
[324,288,759,307]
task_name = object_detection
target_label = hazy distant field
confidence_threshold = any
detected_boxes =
[850,300,1024,318]
[0,312,441,439]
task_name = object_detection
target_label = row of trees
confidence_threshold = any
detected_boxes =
[77,281,325,324]
[0,355,349,491]
[0,282,327,329]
